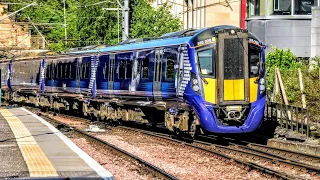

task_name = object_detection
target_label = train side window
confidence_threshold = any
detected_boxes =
[57,64,61,79]
[249,50,260,78]
[104,62,108,79]
[118,60,125,79]
[81,63,86,79]
[54,64,57,79]
[166,56,175,79]
[46,64,50,79]
[142,58,149,79]
[61,64,64,79]
[65,63,70,79]
[197,48,215,77]
[70,63,75,79]
[85,63,90,79]
[62,64,65,79]
[126,61,132,79]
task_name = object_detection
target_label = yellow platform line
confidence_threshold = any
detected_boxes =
[0,109,58,177]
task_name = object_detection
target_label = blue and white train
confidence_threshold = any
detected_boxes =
[0,25,266,136]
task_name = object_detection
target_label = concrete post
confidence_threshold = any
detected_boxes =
[310,7,320,68]
[122,0,129,41]
[311,7,320,58]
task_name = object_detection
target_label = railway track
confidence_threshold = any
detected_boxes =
[35,111,179,180]
[25,106,320,179]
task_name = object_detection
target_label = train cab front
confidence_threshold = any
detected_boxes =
[189,27,266,133]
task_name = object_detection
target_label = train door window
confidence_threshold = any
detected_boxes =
[197,48,215,77]
[104,62,108,79]
[118,60,125,79]
[166,56,175,79]
[142,58,149,79]
[126,61,132,79]
[249,49,260,77]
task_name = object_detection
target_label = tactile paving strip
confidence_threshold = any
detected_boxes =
[0,109,58,177]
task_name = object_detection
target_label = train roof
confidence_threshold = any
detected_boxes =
[70,25,263,55]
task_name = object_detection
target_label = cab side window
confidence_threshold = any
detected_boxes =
[197,48,215,77]
[249,49,260,78]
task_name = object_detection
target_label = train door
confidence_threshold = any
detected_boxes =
[153,48,163,100]
[217,31,249,105]
[108,54,115,90]
[161,48,177,99]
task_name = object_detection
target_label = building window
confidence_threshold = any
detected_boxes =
[248,0,261,16]
[294,0,317,15]
[271,0,292,15]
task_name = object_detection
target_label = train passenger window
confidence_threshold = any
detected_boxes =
[65,63,70,79]
[60,64,64,79]
[85,63,90,79]
[46,64,50,79]
[197,48,215,77]
[56,64,60,79]
[104,62,108,79]
[54,64,57,79]
[61,64,65,79]
[126,61,132,79]
[118,61,125,79]
[142,58,148,79]
[70,63,75,79]
[166,56,174,79]
[81,63,85,79]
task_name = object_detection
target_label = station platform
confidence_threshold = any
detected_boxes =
[0,107,114,180]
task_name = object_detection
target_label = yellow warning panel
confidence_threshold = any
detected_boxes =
[223,80,234,101]
[233,79,245,100]
[224,79,245,101]
[203,78,217,104]
[0,109,58,177]
[250,77,258,103]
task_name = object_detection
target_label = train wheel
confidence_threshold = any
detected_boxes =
[189,122,197,139]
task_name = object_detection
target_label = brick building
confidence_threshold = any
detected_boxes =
[0,4,31,50]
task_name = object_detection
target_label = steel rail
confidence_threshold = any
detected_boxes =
[26,107,316,179]
[36,112,179,180]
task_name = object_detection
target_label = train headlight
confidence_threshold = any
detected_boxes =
[259,78,266,94]
[191,72,201,95]
[192,78,198,85]
[192,84,200,92]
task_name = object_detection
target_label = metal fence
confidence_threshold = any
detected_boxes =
[266,102,310,137]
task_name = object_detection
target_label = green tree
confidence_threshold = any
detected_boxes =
[130,0,182,38]
[8,0,182,52]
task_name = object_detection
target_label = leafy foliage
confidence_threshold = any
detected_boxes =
[8,0,182,52]
[130,1,182,38]
[266,46,320,121]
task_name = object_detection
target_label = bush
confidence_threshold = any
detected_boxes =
[266,47,320,121]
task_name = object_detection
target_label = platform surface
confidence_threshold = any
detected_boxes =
[0,107,113,180]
